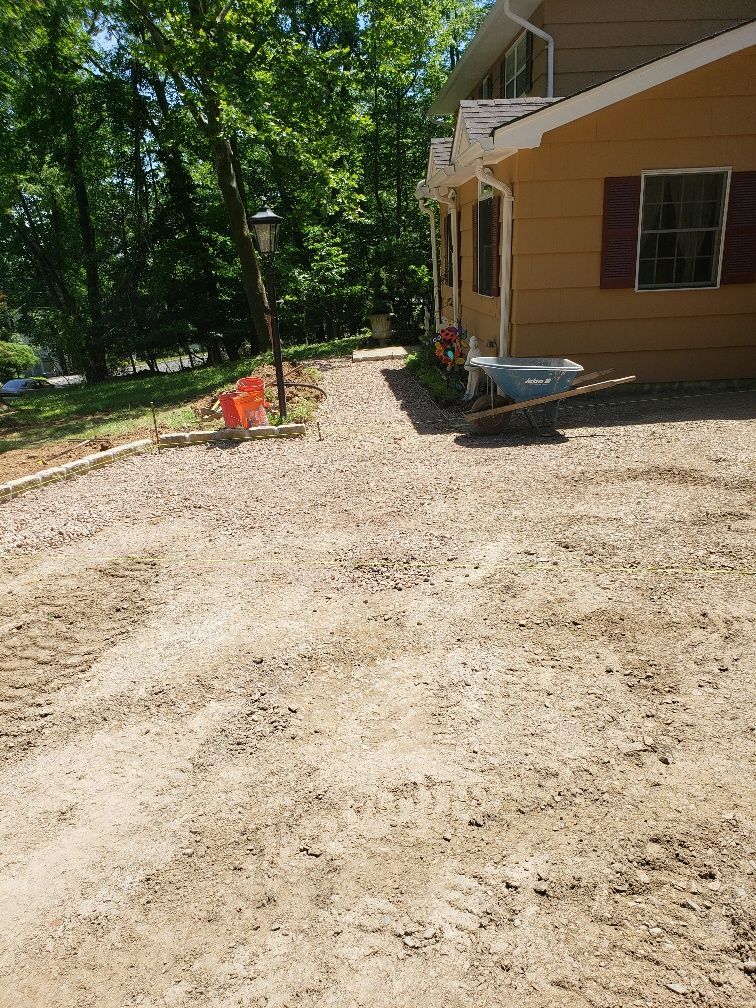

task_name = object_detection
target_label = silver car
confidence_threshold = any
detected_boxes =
[0,377,57,397]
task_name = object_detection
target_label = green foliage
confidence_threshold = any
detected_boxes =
[0,340,38,382]
[0,333,364,446]
[0,0,487,368]
[405,342,462,406]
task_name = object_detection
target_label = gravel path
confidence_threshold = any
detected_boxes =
[1,358,755,1008]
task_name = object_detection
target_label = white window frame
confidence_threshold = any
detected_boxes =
[634,167,732,293]
[503,32,529,99]
[477,184,496,298]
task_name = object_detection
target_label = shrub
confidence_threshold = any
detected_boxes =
[0,341,39,383]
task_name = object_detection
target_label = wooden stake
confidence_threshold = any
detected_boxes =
[150,401,161,452]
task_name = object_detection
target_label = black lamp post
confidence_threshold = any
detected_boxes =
[250,203,287,421]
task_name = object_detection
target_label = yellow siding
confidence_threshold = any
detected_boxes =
[545,0,756,96]
[455,47,756,381]
[467,0,755,101]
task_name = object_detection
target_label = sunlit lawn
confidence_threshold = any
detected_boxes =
[0,334,365,451]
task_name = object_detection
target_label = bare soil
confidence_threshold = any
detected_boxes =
[0,359,754,1008]
[0,430,158,484]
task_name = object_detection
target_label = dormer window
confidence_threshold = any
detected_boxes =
[503,32,531,98]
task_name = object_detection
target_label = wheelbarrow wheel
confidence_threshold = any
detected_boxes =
[467,394,515,434]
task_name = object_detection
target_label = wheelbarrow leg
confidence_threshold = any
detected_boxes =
[523,407,540,433]
[543,399,561,432]
[524,400,561,437]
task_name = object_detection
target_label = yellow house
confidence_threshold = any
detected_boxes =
[419,19,756,381]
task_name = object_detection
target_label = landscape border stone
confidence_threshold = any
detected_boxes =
[0,438,152,504]
[157,424,306,446]
[1,424,308,504]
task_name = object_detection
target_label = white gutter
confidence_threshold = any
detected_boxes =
[417,194,441,332]
[503,0,554,98]
[433,188,460,324]
[475,162,514,356]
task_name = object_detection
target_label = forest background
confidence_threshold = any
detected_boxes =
[0,0,486,380]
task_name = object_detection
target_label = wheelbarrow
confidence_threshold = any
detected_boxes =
[466,356,635,434]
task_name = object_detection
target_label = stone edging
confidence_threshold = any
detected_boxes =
[0,424,307,503]
[158,423,306,447]
[0,438,153,503]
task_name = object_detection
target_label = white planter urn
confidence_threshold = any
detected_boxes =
[368,312,394,347]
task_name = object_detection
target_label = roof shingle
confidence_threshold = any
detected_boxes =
[458,98,559,145]
[429,137,453,170]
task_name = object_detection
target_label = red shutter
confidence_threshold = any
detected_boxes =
[472,203,479,293]
[457,210,462,293]
[490,195,501,297]
[721,171,756,285]
[600,176,641,289]
[443,212,449,286]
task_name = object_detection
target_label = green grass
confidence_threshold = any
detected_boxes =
[405,345,463,406]
[1,334,364,451]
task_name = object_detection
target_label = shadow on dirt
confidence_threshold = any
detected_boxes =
[381,366,756,445]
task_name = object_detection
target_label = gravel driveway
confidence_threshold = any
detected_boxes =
[1,359,755,1008]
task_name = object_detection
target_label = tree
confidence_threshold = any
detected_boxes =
[120,0,277,353]
[0,340,39,383]
[0,0,488,370]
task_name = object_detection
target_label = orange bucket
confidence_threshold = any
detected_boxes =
[235,391,268,428]
[219,391,243,428]
[236,377,265,395]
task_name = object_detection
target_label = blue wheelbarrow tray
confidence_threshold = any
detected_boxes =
[469,356,584,401]
[465,357,635,435]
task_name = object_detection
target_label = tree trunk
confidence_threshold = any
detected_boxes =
[210,133,270,354]
[61,101,108,381]
[147,73,226,365]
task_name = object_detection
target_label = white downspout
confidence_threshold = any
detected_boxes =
[434,189,459,324]
[475,162,513,357]
[503,0,554,98]
[417,196,441,332]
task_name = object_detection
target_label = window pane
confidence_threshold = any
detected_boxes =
[658,231,677,258]
[504,50,515,81]
[644,176,664,203]
[638,259,655,286]
[693,255,714,283]
[655,258,675,285]
[642,201,662,229]
[639,233,657,258]
[637,171,726,289]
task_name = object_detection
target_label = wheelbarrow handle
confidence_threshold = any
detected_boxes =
[470,374,636,421]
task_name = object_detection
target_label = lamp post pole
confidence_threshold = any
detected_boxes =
[250,203,287,422]
[264,257,287,421]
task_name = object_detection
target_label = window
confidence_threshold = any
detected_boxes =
[475,186,500,297]
[637,170,729,290]
[479,73,493,99]
[503,32,530,98]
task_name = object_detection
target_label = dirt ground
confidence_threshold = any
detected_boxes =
[0,358,754,1008]
[0,429,160,484]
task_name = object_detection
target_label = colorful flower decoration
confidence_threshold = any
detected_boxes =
[432,324,469,370]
